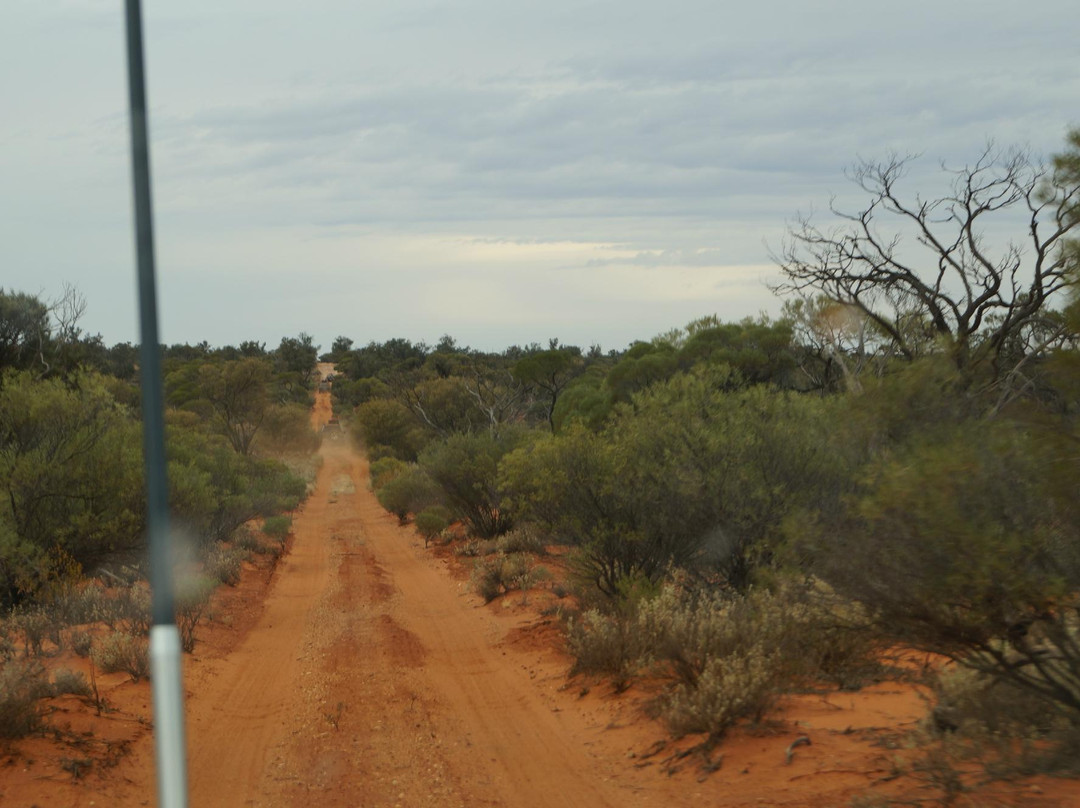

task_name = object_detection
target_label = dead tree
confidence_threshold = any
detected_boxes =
[773,144,1080,400]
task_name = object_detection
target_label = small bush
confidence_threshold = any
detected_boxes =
[92,631,149,682]
[115,585,152,637]
[44,581,110,626]
[0,621,15,661]
[375,466,441,523]
[565,580,879,739]
[566,610,647,687]
[15,609,53,657]
[469,554,537,603]
[232,526,263,553]
[52,667,91,697]
[496,527,547,556]
[69,630,93,658]
[0,660,51,738]
[262,515,292,541]
[204,544,245,586]
[414,506,451,547]
[927,663,1080,776]
[659,650,781,737]
[175,576,217,653]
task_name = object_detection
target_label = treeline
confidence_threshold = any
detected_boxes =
[349,132,1080,770]
[0,290,322,609]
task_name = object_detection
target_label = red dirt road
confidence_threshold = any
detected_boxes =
[182,419,637,807]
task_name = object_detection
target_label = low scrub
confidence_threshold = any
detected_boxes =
[69,630,93,658]
[469,554,547,603]
[567,580,879,739]
[92,631,149,682]
[51,667,91,697]
[927,663,1080,777]
[0,660,51,738]
[495,527,547,556]
[204,543,245,586]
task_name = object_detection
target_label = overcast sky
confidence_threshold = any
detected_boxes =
[1,0,1077,352]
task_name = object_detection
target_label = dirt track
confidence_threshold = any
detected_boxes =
[181,390,651,807]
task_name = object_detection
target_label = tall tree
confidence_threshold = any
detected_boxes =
[198,358,272,455]
[513,348,584,431]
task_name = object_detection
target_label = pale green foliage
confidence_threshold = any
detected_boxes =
[568,581,878,737]
[204,543,245,586]
[660,651,780,737]
[495,527,546,556]
[92,631,149,681]
[805,413,1080,718]
[197,358,273,455]
[369,457,408,490]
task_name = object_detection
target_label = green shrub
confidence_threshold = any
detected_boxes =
[414,506,451,547]
[805,420,1080,719]
[369,457,408,491]
[353,398,429,461]
[262,515,292,540]
[420,429,533,538]
[0,621,15,661]
[92,631,149,682]
[260,403,321,454]
[0,660,51,738]
[927,664,1080,776]
[43,581,110,627]
[51,667,91,697]
[375,466,441,523]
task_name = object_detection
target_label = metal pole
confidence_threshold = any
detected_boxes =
[123,1,189,806]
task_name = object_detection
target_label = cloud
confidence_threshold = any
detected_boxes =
[2,0,1078,348]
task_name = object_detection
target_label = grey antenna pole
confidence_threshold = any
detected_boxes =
[123,1,189,806]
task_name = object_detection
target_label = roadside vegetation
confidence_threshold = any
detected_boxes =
[352,132,1080,789]
[0,304,320,739]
